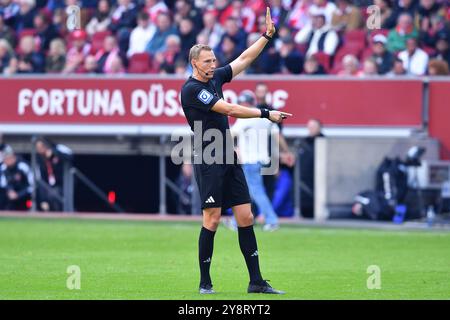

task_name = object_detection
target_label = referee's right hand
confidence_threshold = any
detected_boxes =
[269,110,292,123]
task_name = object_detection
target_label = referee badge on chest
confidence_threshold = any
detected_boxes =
[197,89,214,104]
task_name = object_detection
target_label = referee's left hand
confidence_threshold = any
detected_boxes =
[269,110,292,123]
[265,7,276,38]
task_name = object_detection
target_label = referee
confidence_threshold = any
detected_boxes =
[180,7,291,294]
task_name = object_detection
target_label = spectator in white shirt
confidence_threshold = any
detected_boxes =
[286,0,313,31]
[294,9,339,57]
[127,12,156,58]
[398,38,429,75]
[228,91,281,232]
[309,0,337,26]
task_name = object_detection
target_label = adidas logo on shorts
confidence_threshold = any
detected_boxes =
[205,196,215,204]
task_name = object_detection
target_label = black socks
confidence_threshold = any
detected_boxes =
[198,226,216,286]
[199,225,264,287]
[238,225,263,284]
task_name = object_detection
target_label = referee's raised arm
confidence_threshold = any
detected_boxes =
[229,7,276,79]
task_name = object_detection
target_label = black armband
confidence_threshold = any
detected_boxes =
[260,108,270,119]
[262,33,272,41]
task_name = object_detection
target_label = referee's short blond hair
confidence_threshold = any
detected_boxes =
[189,44,212,65]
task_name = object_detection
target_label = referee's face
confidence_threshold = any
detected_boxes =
[193,50,216,80]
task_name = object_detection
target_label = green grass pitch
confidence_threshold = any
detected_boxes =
[0,217,449,300]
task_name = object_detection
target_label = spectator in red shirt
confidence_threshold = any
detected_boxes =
[287,0,312,31]
[63,29,91,74]
[214,0,233,26]
[243,0,266,18]
[220,0,257,33]
[144,0,169,25]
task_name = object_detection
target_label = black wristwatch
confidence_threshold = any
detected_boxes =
[260,108,270,119]
[262,33,272,41]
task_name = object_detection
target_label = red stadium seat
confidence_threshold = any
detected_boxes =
[66,29,89,50]
[313,52,331,73]
[91,30,112,54]
[128,53,153,73]
[342,30,367,56]
[335,44,363,61]
[330,60,343,75]
[345,29,366,43]
[331,46,362,74]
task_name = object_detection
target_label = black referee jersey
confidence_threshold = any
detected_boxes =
[180,65,251,209]
[180,64,235,164]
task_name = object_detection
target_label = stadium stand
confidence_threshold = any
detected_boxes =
[0,0,447,76]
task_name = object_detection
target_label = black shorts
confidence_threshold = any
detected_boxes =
[194,162,251,210]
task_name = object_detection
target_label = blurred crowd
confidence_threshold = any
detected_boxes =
[0,0,448,76]
[0,135,72,211]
